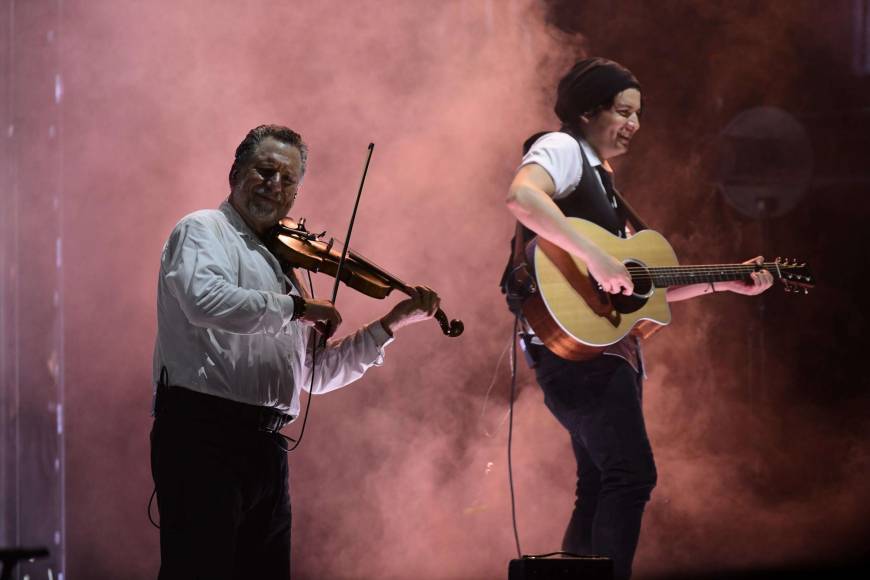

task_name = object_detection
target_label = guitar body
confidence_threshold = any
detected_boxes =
[523,218,678,361]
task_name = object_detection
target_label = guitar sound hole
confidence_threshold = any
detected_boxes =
[611,260,650,314]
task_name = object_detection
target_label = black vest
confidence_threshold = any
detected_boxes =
[520,130,627,244]
[501,131,628,313]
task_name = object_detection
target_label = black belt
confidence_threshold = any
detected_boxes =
[154,384,294,433]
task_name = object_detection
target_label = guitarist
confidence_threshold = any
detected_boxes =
[503,58,773,579]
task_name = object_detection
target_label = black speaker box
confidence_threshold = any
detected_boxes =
[508,556,613,579]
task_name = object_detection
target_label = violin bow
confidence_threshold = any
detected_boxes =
[285,144,375,451]
[329,143,375,308]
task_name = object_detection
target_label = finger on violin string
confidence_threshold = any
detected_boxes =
[411,286,431,305]
[407,286,421,297]
[417,284,436,299]
[424,294,439,315]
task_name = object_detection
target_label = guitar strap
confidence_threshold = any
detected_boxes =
[501,221,536,316]
[610,183,649,233]
[569,126,650,234]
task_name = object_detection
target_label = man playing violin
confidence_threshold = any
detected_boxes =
[150,124,439,580]
[503,59,774,579]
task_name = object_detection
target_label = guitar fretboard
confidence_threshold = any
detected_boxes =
[626,263,778,288]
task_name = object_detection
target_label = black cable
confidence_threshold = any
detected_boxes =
[281,269,318,453]
[148,367,170,530]
[522,551,583,559]
[147,271,317,531]
[286,144,375,448]
[507,314,522,558]
[147,487,159,529]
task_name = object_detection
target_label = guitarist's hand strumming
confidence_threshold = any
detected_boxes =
[585,246,634,295]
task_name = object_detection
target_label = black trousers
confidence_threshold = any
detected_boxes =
[150,389,292,580]
[528,345,657,580]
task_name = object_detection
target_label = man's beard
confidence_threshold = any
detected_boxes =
[247,196,279,220]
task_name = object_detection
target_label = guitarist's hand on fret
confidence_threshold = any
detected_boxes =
[585,247,634,295]
[716,256,775,296]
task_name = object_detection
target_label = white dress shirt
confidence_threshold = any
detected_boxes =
[152,201,393,416]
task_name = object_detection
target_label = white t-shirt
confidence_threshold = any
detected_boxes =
[519,132,606,200]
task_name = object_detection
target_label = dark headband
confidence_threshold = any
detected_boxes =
[554,57,640,125]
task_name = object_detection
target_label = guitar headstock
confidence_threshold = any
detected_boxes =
[773,258,815,294]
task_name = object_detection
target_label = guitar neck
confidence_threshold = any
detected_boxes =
[642,263,780,288]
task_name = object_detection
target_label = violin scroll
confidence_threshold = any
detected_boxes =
[435,311,464,337]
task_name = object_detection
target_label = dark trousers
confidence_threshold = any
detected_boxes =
[150,390,292,580]
[529,345,657,580]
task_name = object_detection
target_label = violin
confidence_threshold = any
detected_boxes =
[266,218,464,338]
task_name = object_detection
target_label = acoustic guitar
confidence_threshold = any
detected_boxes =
[522,218,814,361]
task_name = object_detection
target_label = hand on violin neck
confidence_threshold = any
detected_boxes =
[379,286,441,336]
[298,298,342,339]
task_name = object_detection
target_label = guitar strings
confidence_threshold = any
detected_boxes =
[625,264,777,272]
[621,264,793,282]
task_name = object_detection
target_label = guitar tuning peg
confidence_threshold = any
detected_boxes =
[803,288,809,295]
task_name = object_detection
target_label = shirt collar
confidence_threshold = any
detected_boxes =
[577,137,613,173]
[220,200,287,279]
[220,200,259,240]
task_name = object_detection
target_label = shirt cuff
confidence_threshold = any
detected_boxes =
[366,320,395,349]
[289,294,306,321]
[276,293,299,331]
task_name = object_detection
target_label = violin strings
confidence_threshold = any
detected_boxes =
[327,236,411,289]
